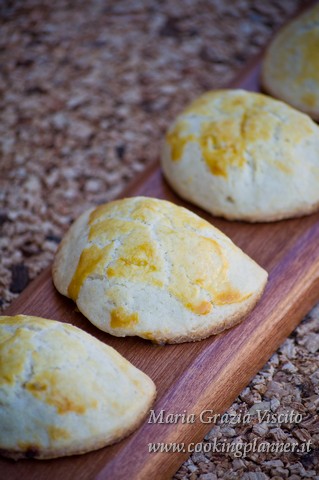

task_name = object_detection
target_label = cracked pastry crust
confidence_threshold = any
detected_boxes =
[0,314,156,460]
[161,89,319,222]
[52,197,267,343]
[262,4,319,120]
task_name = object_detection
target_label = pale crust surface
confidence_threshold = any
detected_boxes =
[0,315,156,460]
[262,4,319,120]
[161,89,319,222]
[53,197,268,343]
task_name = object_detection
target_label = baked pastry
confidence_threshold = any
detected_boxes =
[262,4,319,120]
[0,314,156,460]
[53,196,267,343]
[161,89,319,222]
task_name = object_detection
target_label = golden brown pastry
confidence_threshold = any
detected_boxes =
[53,196,267,343]
[262,4,319,120]
[0,314,156,459]
[161,89,319,221]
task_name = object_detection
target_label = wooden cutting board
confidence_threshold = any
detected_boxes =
[2,10,319,480]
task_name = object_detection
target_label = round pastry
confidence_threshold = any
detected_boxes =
[262,4,319,120]
[161,89,319,222]
[0,314,156,460]
[53,196,267,343]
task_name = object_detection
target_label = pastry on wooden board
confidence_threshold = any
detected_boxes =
[262,3,319,120]
[161,89,319,222]
[0,314,156,460]
[53,196,267,344]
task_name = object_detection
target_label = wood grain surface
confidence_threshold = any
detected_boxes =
[2,8,319,480]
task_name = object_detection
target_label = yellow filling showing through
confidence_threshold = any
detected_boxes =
[67,198,253,322]
[166,91,313,177]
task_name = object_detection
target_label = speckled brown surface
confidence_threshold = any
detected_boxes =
[1,0,318,478]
